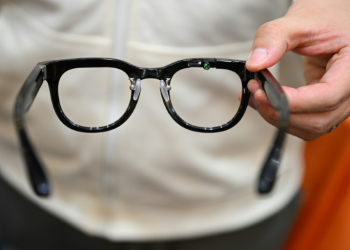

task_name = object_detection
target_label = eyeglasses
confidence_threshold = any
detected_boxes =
[14,58,289,197]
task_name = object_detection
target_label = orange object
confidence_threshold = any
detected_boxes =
[283,118,350,250]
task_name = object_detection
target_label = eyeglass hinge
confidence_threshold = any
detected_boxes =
[244,68,256,82]
[129,78,136,90]
[38,65,47,81]
[165,78,171,90]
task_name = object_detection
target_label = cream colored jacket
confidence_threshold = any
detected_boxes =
[0,0,303,240]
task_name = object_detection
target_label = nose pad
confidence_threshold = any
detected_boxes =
[131,79,141,100]
[160,79,170,101]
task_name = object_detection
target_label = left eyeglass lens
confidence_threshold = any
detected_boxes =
[170,67,242,128]
[58,67,131,127]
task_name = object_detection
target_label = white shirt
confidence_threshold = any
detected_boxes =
[0,0,303,240]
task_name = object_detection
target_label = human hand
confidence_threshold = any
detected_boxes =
[243,0,350,141]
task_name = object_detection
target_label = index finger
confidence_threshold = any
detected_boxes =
[283,54,350,113]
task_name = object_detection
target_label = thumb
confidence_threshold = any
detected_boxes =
[246,18,300,72]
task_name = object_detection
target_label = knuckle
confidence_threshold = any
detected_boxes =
[324,92,343,111]
[310,117,332,134]
[265,106,276,119]
[258,103,277,120]
[256,20,284,40]
[327,54,340,69]
[302,133,320,141]
[259,21,280,33]
[255,19,291,51]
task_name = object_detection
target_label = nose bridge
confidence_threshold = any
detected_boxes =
[135,68,170,101]
[141,68,160,79]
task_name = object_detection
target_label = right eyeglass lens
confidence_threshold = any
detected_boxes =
[58,67,131,128]
[170,67,242,128]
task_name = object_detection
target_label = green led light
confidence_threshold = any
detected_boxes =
[203,62,210,70]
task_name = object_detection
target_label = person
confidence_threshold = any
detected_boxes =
[0,0,348,249]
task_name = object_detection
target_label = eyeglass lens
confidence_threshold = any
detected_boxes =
[58,68,131,127]
[170,67,242,127]
[58,66,243,129]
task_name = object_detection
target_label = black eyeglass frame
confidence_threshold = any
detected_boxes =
[14,57,289,197]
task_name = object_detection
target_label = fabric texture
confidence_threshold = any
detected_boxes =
[0,175,300,250]
[0,0,303,240]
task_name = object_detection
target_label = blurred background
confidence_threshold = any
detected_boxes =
[0,0,349,250]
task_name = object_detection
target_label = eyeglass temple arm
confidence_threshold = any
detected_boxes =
[14,64,50,197]
[256,69,289,194]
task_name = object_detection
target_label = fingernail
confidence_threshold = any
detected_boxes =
[248,81,260,94]
[255,89,270,104]
[255,89,266,99]
[248,48,269,65]
[238,91,242,101]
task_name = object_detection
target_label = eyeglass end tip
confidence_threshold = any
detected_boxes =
[34,182,50,197]
[258,179,274,194]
